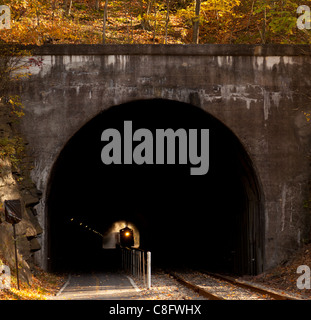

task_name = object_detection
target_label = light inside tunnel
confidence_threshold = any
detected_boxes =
[47,99,264,275]
[102,220,139,249]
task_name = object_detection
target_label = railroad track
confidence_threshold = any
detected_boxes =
[166,269,300,300]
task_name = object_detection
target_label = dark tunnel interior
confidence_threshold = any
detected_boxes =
[47,99,264,275]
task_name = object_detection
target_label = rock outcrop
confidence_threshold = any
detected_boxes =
[0,101,42,284]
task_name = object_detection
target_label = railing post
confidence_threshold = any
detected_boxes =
[138,251,141,279]
[143,251,146,286]
[133,250,136,276]
[147,251,151,289]
[122,248,124,269]
[131,250,135,274]
[135,250,137,276]
[126,249,128,272]
[137,251,139,278]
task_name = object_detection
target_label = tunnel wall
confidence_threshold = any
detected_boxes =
[12,44,311,271]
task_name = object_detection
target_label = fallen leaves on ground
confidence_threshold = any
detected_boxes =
[0,266,66,300]
[241,243,311,300]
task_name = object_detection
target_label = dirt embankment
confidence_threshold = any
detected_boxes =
[244,243,311,299]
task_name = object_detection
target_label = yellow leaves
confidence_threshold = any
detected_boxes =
[201,0,241,13]
[0,0,307,45]
[0,265,66,300]
[10,287,47,300]
[303,111,311,122]
[8,95,24,118]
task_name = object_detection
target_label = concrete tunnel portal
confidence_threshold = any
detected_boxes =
[47,99,264,275]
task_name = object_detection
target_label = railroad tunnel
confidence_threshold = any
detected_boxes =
[47,99,264,275]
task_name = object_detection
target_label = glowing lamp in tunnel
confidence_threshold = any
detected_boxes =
[102,221,140,249]
[119,226,135,247]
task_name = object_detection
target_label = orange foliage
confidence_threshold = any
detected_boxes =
[0,1,311,47]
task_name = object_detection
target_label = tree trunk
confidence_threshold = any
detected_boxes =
[102,0,108,44]
[95,0,100,10]
[246,0,256,30]
[141,0,153,31]
[192,0,201,44]
[262,5,266,44]
[130,1,134,43]
[126,2,130,42]
[64,0,73,15]
[165,0,170,44]
[153,1,157,43]
[51,0,57,23]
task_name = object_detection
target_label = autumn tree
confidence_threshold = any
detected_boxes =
[252,0,302,43]
[0,0,311,45]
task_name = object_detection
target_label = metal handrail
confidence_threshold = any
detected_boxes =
[121,247,151,289]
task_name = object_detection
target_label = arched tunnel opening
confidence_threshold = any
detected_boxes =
[47,99,264,275]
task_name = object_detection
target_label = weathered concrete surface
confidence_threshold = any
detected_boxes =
[12,44,311,272]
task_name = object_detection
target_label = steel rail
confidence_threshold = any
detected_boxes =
[167,271,224,300]
[166,269,300,300]
[202,271,300,300]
